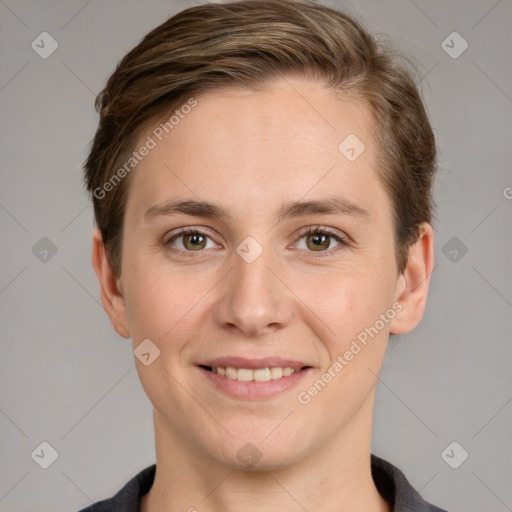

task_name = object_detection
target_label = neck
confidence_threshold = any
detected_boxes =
[141,392,390,512]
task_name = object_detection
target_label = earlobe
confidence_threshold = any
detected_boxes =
[389,223,435,335]
[91,229,131,338]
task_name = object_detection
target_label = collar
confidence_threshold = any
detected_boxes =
[80,454,448,511]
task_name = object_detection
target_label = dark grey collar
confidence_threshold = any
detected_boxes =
[78,455,449,511]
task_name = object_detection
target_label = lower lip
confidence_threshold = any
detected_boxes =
[198,366,312,400]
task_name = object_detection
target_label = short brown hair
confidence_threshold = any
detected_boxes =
[84,0,436,278]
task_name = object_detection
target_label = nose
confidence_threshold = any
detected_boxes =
[213,240,292,338]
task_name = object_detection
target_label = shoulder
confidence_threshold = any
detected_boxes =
[371,454,450,512]
[75,464,156,512]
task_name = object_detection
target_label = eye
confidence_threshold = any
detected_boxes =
[163,225,349,258]
[164,228,217,253]
[294,225,348,255]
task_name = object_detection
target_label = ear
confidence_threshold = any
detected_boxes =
[389,222,434,335]
[91,228,131,338]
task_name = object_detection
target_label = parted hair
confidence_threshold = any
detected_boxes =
[83,0,437,278]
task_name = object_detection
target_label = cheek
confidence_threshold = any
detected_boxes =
[294,265,393,342]
[124,261,222,369]
[295,264,394,399]
[122,255,187,341]
[294,273,392,418]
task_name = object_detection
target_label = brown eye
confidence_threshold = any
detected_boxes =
[294,226,347,256]
[165,228,216,253]
[305,232,331,251]
[182,232,207,251]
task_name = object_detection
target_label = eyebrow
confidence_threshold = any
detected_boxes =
[144,196,369,222]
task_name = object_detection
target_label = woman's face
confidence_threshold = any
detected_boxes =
[109,77,415,469]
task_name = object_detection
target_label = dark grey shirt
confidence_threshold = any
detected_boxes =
[77,455,449,511]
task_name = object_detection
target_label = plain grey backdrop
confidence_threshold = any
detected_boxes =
[0,0,511,510]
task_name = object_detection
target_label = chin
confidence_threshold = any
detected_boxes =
[202,431,310,473]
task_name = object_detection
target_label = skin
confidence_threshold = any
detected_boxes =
[92,76,434,512]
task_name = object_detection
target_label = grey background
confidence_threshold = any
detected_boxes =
[0,0,511,510]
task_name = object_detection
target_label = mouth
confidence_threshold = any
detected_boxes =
[199,364,311,382]
[196,358,313,399]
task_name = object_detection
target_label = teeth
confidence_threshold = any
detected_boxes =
[225,367,237,380]
[270,367,283,379]
[237,368,253,381]
[214,366,301,381]
[254,368,271,382]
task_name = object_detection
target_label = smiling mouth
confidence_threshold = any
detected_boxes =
[199,365,311,382]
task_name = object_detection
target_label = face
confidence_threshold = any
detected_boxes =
[97,76,430,470]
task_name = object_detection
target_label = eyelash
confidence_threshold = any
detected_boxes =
[163,225,349,259]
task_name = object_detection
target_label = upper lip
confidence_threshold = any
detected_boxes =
[198,357,311,370]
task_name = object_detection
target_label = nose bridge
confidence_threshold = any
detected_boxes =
[234,238,273,293]
[215,235,290,336]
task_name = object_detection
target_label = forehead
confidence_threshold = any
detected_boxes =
[125,77,390,223]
